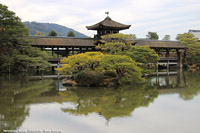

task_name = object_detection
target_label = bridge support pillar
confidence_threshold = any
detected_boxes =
[176,49,182,68]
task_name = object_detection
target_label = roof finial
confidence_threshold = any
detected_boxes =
[105,11,109,16]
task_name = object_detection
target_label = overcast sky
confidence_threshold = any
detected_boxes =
[1,0,200,40]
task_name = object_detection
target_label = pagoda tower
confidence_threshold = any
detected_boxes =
[86,16,131,39]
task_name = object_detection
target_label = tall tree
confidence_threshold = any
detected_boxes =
[176,33,200,68]
[162,35,170,41]
[0,4,50,73]
[48,30,57,36]
[67,31,75,37]
[146,32,159,40]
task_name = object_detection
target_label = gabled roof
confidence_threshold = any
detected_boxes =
[30,36,96,47]
[135,40,186,49]
[28,37,186,49]
[86,16,131,30]
[188,30,200,40]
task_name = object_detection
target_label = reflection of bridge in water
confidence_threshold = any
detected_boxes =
[150,70,185,89]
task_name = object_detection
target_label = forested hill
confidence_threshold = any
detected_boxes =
[24,21,88,38]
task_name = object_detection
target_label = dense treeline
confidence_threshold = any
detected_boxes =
[0,4,50,73]
[176,33,200,69]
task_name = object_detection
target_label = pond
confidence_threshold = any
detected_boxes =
[0,71,200,133]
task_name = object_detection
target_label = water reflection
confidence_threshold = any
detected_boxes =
[59,85,158,120]
[179,71,200,100]
[0,75,54,131]
[0,71,200,131]
[149,71,200,100]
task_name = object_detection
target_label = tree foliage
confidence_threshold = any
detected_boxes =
[126,46,159,73]
[57,52,104,74]
[162,35,170,41]
[101,54,144,83]
[176,33,200,68]
[59,84,158,119]
[34,31,45,36]
[74,71,104,86]
[0,4,51,72]
[126,46,159,64]
[67,31,75,37]
[57,52,144,84]
[48,30,57,36]
[0,75,54,130]
[146,32,159,40]
[96,33,134,54]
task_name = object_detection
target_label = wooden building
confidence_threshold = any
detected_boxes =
[29,16,187,69]
[30,36,96,56]
[135,39,186,68]
[188,30,200,41]
[86,16,131,38]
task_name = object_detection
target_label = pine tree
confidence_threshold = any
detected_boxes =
[67,31,75,37]
[48,30,57,36]
[146,32,159,40]
[162,35,170,41]
[0,4,51,73]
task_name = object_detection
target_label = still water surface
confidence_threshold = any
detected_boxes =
[0,71,200,133]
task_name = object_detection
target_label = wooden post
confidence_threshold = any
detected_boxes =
[166,74,170,85]
[57,62,60,78]
[36,66,39,74]
[179,52,182,68]
[72,47,74,55]
[167,59,169,73]
[66,47,69,57]
[52,66,54,72]
[183,48,187,64]
[52,47,54,56]
[80,47,82,53]
[92,47,95,51]
[57,47,59,58]
[156,61,159,76]
[165,48,170,57]
[176,49,182,68]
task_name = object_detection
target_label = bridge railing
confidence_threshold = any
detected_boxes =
[159,57,178,63]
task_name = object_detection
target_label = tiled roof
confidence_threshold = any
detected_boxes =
[30,37,96,47]
[86,17,131,30]
[135,40,186,49]
[29,37,186,49]
[188,30,200,40]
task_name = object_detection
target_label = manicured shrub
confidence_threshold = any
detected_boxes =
[103,71,117,78]
[74,71,104,86]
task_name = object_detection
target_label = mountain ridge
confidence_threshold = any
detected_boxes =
[24,21,88,38]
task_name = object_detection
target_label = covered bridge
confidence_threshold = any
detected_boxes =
[29,16,187,68]
[30,36,96,57]
[135,39,187,68]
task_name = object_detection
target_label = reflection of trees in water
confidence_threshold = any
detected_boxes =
[150,71,200,100]
[1,71,199,130]
[179,71,200,100]
[0,75,54,130]
[59,84,158,120]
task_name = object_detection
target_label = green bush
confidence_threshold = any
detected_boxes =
[103,71,117,78]
[74,71,104,86]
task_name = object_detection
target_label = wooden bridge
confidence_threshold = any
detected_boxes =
[27,37,187,72]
